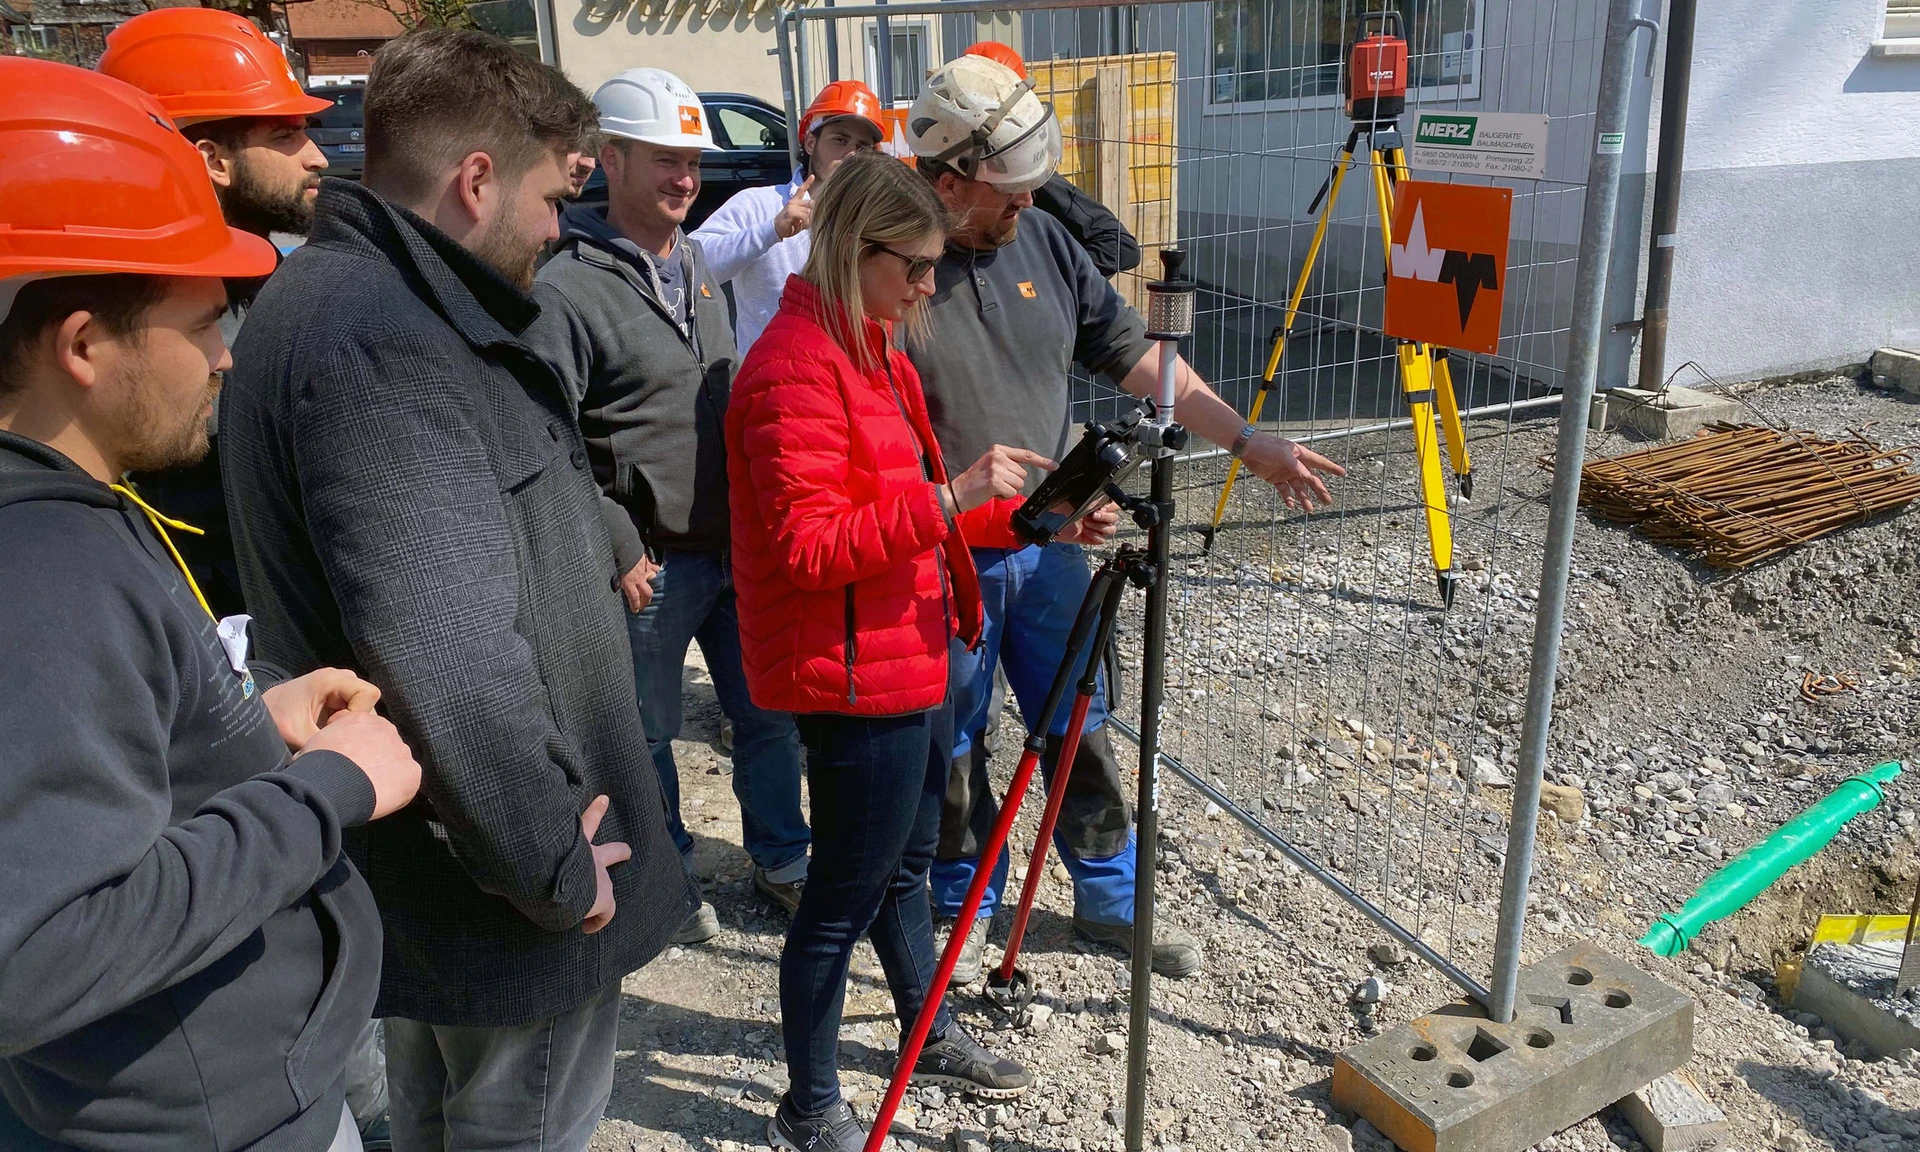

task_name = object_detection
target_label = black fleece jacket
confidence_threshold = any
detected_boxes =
[0,433,381,1151]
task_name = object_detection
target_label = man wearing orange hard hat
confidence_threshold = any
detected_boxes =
[0,57,421,1152]
[691,78,884,354]
[97,7,332,623]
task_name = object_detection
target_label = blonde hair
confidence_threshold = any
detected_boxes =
[801,151,949,371]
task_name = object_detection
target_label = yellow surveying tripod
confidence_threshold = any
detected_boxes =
[1200,120,1473,606]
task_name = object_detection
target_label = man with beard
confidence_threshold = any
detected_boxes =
[525,68,808,943]
[219,30,694,1152]
[689,79,883,356]
[905,56,1345,984]
[99,8,330,621]
[0,58,422,1152]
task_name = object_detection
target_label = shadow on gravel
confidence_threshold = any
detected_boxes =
[1735,1057,1920,1150]
[607,999,768,1138]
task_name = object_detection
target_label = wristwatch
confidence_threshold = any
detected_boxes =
[1228,423,1259,459]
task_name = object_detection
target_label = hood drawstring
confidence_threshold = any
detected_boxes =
[110,482,214,621]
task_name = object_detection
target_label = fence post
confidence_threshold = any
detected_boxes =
[777,10,802,173]
[1487,0,1660,1025]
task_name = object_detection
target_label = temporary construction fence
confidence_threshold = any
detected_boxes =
[776,0,1656,1025]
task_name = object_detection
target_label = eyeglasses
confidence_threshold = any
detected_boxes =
[871,245,938,284]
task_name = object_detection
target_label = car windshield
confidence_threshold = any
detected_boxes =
[308,88,364,130]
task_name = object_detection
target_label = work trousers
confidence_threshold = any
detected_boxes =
[628,548,808,882]
[385,981,622,1152]
[931,543,1136,926]
[783,707,955,1114]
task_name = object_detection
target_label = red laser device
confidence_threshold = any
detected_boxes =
[1344,10,1408,123]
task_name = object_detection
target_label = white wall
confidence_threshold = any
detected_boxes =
[1682,0,1920,170]
[1658,0,1920,379]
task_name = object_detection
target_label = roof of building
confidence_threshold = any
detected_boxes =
[285,0,403,41]
[14,0,148,24]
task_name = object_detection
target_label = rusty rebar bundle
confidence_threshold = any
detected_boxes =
[1548,422,1920,568]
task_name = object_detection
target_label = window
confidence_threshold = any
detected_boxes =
[865,21,930,101]
[1210,0,1482,108]
[10,24,58,54]
[307,86,364,131]
[713,104,787,152]
[1876,1,1920,57]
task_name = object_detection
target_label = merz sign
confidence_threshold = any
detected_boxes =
[1408,110,1549,179]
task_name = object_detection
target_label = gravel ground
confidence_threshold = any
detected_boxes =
[591,373,1920,1152]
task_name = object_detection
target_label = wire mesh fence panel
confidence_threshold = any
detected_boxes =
[779,0,1608,1005]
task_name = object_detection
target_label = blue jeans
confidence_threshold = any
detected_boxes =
[930,543,1136,926]
[784,707,955,1114]
[627,549,807,879]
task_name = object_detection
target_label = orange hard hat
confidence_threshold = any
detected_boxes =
[798,80,885,142]
[98,7,329,126]
[963,41,1028,81]
[0,58,278,285]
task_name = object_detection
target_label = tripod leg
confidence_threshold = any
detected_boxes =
[995,692,1091,983]
[1371,158,1456,607]
[996,559,1130,979]
[866,564,1117,1152]
[1203,148,1356,552]
[1400,345,1456,605]
[1431,350,1474,499]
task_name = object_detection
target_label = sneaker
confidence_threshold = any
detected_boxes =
[754,866,805,917]
[940,916,989,986]
[1072,915,1203,978]
[672,901,720,945]
[768,1095,868,1152]
[910,1025,1032,1099]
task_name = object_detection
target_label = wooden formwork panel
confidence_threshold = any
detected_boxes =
[1028,51,1178,312]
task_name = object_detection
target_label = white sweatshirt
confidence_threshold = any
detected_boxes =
[691,167,812,356]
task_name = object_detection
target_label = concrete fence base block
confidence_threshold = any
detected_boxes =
[1606,386,1744,440]
[1615,1068,1728,1151]
[1792,957,1920,1059]
[1869,348,1920,396]
[1331,943,1694,1152]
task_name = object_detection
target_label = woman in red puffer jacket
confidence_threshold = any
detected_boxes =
[727,153,1046,1152]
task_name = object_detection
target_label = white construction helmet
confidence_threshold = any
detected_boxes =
[592,67,720,151]
[908,55,1061,194]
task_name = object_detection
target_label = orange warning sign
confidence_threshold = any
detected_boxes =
[1383,181,1511,355]
[877,106,916,168]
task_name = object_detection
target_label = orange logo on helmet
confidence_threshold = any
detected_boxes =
[679,105,703,136]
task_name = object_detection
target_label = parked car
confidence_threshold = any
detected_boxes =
[575,92,792,229]
[305,83,365,180]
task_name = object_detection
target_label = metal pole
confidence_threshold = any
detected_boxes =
[1635,0,1696,392]
[1125,321,1183,1152]
[777,11,802,173]
[1487,0,1660,1026]
[824,0,840,80]
[875,0,896,105]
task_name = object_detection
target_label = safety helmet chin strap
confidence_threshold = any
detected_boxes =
[929,76,1038,173]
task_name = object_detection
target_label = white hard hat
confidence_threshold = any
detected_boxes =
[592,67,720,151]
[907,55,1061,194]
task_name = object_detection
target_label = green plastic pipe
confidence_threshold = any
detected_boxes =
[1638,761,1902,956]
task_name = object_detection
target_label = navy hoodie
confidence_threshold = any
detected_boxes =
[0,432,382,1150]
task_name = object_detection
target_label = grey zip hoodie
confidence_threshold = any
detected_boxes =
[0,432,380,1151]
[525,202,739,568]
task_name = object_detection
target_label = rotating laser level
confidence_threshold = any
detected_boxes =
[1204,6,1474,608]
[1345,10,1409,124]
